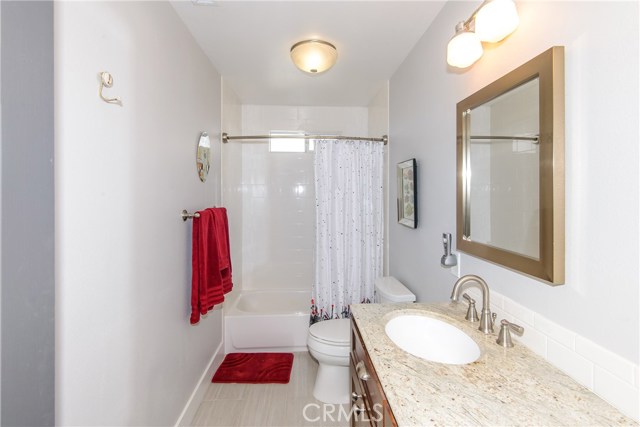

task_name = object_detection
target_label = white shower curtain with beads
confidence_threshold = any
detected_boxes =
[311,139,384,323]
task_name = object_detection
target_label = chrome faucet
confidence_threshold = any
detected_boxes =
[450,275,495,334]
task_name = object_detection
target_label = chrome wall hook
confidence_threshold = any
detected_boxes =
[99,71,122,105]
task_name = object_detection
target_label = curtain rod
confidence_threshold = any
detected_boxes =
[222,132,388,145]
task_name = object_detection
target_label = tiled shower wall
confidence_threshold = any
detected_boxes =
[367,84,389,274]
[240,105,368,291]
[221,81,243,296]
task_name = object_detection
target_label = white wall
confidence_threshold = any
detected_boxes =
[389,0,638,415]
[55,2,223,425]
[238,105,368,291]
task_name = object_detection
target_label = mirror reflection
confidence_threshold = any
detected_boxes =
[456,46,565,285]
[197,132,211,182]
[466,78,540,259]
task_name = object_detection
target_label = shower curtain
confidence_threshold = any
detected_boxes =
[311,139,384,323]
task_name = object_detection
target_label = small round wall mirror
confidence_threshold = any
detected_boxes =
[196,132,211,182]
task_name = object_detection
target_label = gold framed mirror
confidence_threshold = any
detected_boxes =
[456,46,565,284]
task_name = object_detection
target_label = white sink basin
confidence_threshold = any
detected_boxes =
[385,314,480,365]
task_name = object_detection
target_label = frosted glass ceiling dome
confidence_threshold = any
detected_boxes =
[290,39,338,74]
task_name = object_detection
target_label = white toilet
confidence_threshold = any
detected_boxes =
[307,276,416,404]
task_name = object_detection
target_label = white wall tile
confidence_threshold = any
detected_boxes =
[472,290,545,357]
[222,81,244,292]
[635,366,639,388]
[455,285,502,310]
[239,104,368,291]
[489,305,512,326]
[547,339,594,389]
[575,336,636,386]
[490,291,504,310]
[368,84,389,275]
[465,287,482,302]
[534,314,575,349]
[594,367,640,421]
[503,297,535,325]
[511,320,547,359]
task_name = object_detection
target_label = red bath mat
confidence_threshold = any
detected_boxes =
[212,353,294,384]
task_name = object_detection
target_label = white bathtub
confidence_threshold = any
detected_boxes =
[224,290,311,353]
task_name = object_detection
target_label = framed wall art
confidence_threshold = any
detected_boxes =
[397,158,417,228]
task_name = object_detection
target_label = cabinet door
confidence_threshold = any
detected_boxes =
[350,363,372,427]
[351,319,397,427]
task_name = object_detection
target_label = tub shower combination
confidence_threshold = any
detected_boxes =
[224,290,311,353]
[222,132,387,363]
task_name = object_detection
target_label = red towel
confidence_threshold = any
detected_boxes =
[209,207,233,294]
[190,207,233,324]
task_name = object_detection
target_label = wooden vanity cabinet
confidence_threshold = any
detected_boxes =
[350,318,397,427]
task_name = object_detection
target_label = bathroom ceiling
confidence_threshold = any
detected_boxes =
[171,1,446,106]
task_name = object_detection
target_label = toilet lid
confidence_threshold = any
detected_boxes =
[375,276,416,302]
[309,319,350,344]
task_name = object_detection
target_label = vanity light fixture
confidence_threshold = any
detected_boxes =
[447,22,483,69]
[446,0,520,69]
[290,39,337,74]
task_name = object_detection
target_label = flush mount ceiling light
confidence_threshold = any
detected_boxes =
[290,39,337,74]
[447,0,520,69]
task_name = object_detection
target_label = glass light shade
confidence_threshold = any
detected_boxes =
[475,0,520,43]
[447,30,483,68]
[290,40,337,74]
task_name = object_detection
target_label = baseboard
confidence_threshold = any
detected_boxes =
[174,341,225,427]
[227,345,309,353]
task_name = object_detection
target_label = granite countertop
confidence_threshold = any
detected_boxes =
[350,302,637,427]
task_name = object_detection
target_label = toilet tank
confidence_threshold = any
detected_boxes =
[374,277,416,303]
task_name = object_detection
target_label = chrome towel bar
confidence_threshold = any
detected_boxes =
[181,210,200,222]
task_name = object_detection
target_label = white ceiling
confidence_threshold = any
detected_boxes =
[171,1,446,106]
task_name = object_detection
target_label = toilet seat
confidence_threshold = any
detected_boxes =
[308,319,350,360]
[309,318,350,345]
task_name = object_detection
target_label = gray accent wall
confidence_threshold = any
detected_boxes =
[1,1,55,426]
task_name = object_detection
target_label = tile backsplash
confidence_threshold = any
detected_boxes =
[466,287,639,421]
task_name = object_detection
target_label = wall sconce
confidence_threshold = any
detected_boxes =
[447,0,519,69]
[290,39,338,74]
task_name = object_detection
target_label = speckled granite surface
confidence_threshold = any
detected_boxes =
[351,303,636,427]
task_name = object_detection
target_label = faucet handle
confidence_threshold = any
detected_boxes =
[462,294,479,322]
[496,319,524,348]
[504,319,524,335]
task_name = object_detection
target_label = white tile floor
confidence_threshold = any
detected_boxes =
[189,352,350,427]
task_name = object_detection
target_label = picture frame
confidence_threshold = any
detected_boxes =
[397,158,417,228]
